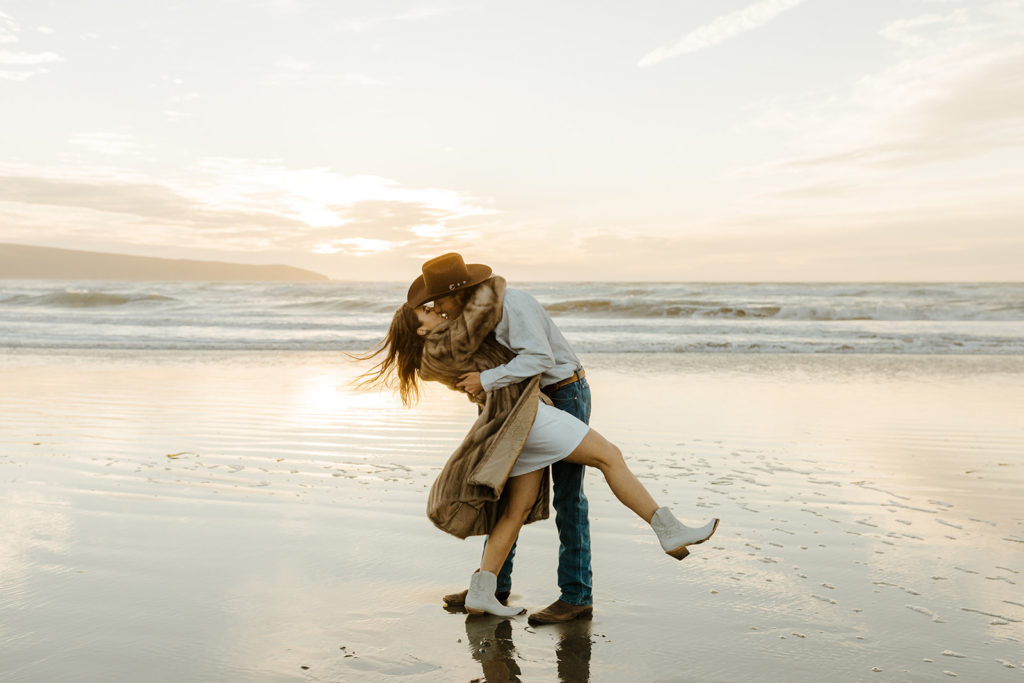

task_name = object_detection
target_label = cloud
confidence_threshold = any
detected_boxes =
[0,160,493,256]
[185,161,492,231]
[879,9,968,46]
[785,43,1024,169]
[252,0,314,12]
[0,13,62,80]
[0,174,303,230]
[329,199,451,231]
[411,224,444,238]
[501,207,1024,281]
[341,73,384,86]
[337,5,448,32]
[69,132,140,156]
[258,60,384,87]
[0,50,62,65]
[687,5,1024,281]
[638,0,809,67]
[0,11,19,44]
[0,69,34,81]
[771,182,861,199]
[742,4,1024,173]
[313,238,399,255]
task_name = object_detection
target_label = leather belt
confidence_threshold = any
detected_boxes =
[542,368,585,394]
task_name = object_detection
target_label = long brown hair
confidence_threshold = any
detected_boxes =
[350,304,424,407]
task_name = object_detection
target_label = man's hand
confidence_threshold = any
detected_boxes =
[457,371,484,397]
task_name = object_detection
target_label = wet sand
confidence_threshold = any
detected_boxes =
[1,351,1022,682]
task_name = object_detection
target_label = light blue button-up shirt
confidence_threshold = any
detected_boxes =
[478,288,582,392]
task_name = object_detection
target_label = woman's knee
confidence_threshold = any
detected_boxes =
[580,437,624,471]
[602,442,625,470]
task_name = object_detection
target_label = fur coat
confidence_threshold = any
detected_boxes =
[419,276,550,539]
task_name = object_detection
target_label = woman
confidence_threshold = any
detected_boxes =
[357,275,719,617]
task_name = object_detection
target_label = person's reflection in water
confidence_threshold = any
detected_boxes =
[465,616,521,682]
[464,616,593,683]
[554,619,592,683]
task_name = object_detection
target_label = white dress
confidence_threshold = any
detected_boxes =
[508,400,591,477]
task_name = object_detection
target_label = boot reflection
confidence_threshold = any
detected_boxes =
[463,615,594,683]
[465,616,522,682]
[554,620,593,683]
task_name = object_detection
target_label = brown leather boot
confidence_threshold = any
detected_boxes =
[443,588,510,608]
[527,599,593,625]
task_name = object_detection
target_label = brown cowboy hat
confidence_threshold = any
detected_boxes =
[406,252,492,307]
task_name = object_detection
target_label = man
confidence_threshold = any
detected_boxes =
[411,252,593,625]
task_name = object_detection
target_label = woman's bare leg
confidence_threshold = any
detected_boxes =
[563,429,659,523]
[480,469,545,574]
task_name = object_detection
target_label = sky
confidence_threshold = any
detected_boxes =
[1,0,1022,281]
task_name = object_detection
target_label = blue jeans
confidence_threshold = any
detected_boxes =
[492,376,593,606]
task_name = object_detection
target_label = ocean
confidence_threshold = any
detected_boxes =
[1,280,1022,354]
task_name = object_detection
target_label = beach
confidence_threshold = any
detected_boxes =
[1,350,1022,681]
[4,0,1023,676]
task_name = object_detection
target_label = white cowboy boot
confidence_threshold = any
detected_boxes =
[464,571,526,617]
[650,507,719,560]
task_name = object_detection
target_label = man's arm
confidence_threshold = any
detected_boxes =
[477,294,556,392]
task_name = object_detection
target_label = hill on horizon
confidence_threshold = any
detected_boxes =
[0,243,329,282]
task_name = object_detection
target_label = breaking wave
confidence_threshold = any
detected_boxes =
[543,299,1021,321]
[3,289,178,308]
[1,280,1021,353]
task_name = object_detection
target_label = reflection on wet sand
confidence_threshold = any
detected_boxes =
[465,616,522,682]
[554,620,593,683]
[465,616,593,683]
[3,353,1023,681]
